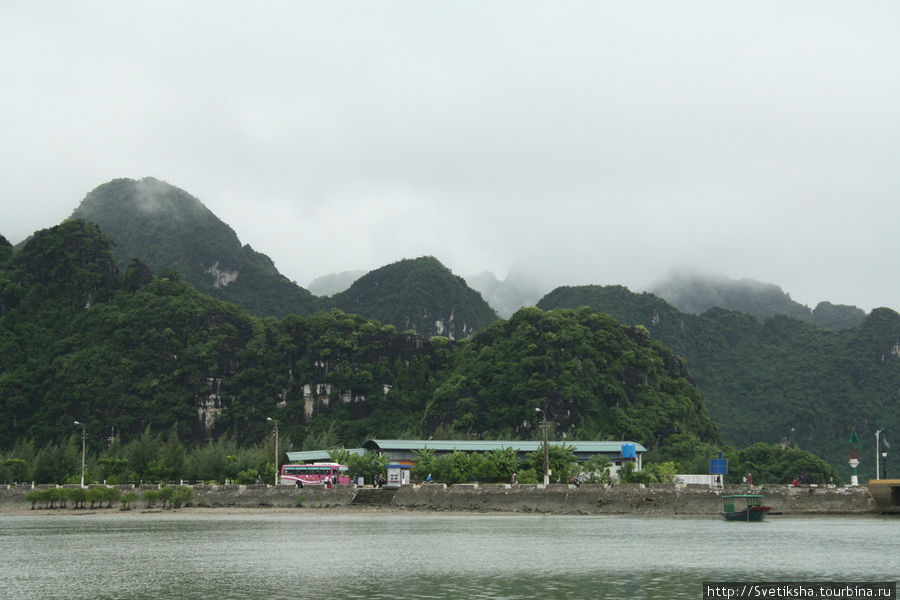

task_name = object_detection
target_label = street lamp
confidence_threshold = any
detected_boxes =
[875,429,884,480]
[267,418,279,486]
[882,449,888,479]
[73,421,86,487]
[535,408,550,486]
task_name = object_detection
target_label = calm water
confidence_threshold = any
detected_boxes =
[1,512,897,600]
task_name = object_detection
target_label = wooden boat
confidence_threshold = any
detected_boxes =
[721,494,772,521]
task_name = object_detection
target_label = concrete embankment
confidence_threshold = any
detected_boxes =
[0,482,882,515]
[392,483,878,515]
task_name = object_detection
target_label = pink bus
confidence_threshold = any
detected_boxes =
[280,463,350,487]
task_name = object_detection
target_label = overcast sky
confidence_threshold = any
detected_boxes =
[2,3,898,312]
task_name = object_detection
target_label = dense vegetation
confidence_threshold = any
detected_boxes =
[68,178,498,339]
[537,285,900,480]
[0,222,727,480]
[331,256,499,339]
[2,190,884,486]
[69,177,320,318]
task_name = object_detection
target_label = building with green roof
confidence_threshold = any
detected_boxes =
[286,439,644,470]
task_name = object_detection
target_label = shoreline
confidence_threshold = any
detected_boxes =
[2,481,891,516]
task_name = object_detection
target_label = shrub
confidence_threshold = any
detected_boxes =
[143,489,160,508]
[69,487,87,509]
[170,486,193,508]
[25,489,45,509]
[86,486,122,508]
[120,491,139,510]
[86,487,107,508]
[158,486,174,508]
[235,469,259,485]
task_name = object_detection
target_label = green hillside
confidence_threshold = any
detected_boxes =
[330,256,499,340]
[0,222,721,472]
[69,177,320,317]
[537,285,900,480]
[69,179,498,339]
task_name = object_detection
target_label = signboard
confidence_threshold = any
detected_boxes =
[709,458,728,475]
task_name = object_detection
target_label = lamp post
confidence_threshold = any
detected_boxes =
[73,420,86,487]
[875,429,883,480]
[267,418,279,486]
[535,408,550,486]
[882,449,888,479]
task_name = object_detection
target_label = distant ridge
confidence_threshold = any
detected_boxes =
[307,270,366,297]
[651,270,865,330]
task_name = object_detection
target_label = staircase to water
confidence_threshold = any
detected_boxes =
[351,487,398,507]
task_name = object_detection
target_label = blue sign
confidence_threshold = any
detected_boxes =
[709,458,728,475]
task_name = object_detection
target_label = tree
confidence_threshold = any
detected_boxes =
[158,486,174,508]
[171,486,193,508]
[120,491,139,510]
[581,454,613,483]
[0,458,27,483]
[411,448,439,482]
[528,443,578,483]
[69,487,87,509]
[143,489,160,508]
[484,448,519,483]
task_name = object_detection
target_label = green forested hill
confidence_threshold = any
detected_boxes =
[68,178,498,339]
[426,307,720,453]
[0,235,12,265]
[0,223,723,471]
[330,257,499,340]
[69,177,320,318]
[537,285,900,479]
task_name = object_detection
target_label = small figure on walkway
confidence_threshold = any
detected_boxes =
[510,472,518,486]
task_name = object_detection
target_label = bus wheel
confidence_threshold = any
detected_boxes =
[296,481,303,488]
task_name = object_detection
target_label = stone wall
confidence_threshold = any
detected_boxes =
[0,482,879,515]
[392,483,877,515]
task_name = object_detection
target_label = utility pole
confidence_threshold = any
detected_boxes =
[535,408,549,486]
[876,429,883,480]
[267,417,279,486]
[74,420,86,487]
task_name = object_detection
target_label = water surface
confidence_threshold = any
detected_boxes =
[1,512,897,599]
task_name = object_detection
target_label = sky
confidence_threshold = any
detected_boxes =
[2,2,898,312]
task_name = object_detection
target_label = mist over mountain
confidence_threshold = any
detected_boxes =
[3,175,897,481]
[651,270,866,330]
[464,270,545,319]
[67,178,499,340]
[307,270,366,297]
[70,178,319,318]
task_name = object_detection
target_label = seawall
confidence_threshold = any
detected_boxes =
[0,482,882,515]
[392,483,878,515]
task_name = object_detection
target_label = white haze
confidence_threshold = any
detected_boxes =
[1,3,898,313]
